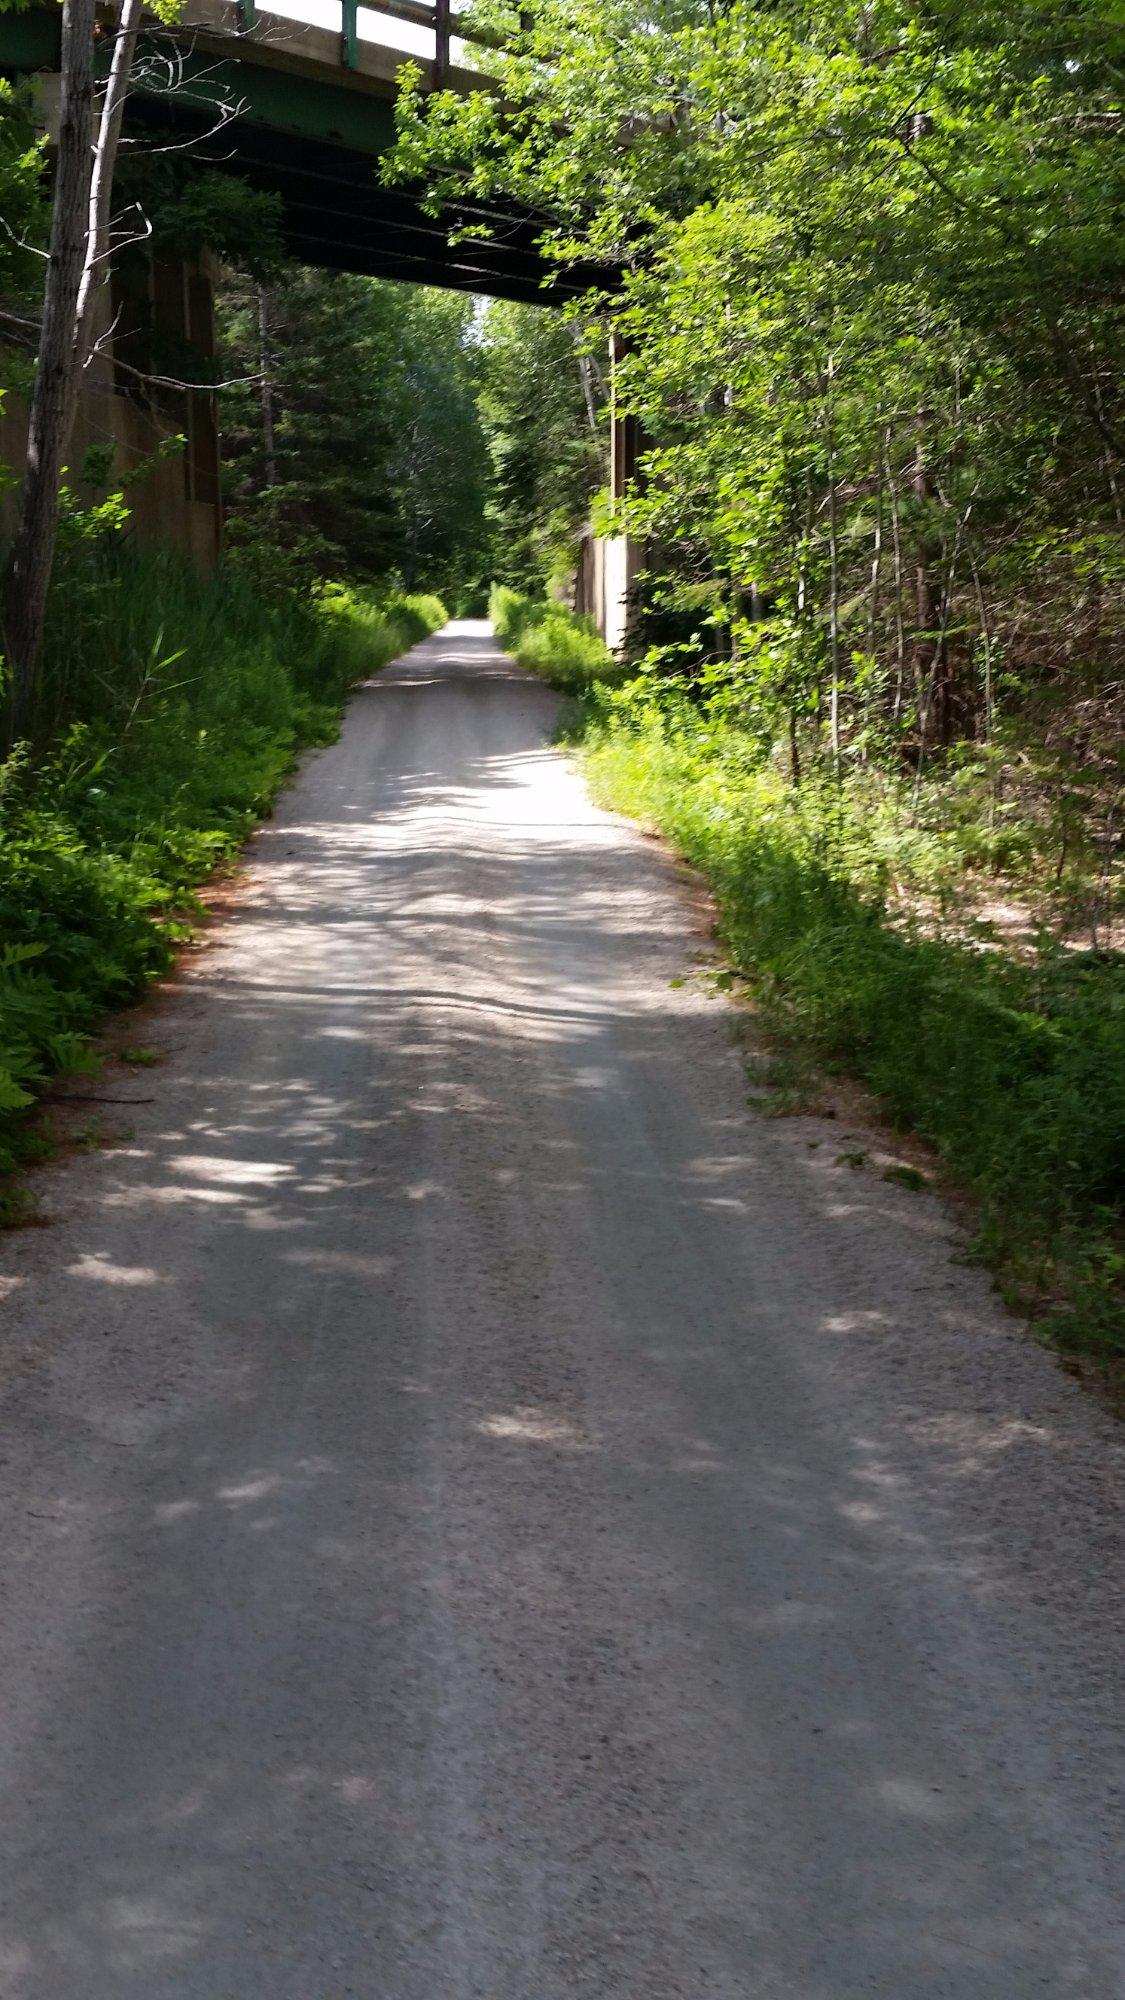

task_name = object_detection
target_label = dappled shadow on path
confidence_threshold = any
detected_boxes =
[0,623,1118,1997]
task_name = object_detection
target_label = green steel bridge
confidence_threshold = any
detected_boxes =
[1,0,611,306]
[0,3,633,635]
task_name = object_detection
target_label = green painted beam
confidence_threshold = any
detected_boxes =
[1,5,612,305]
[3,11,394,136]
[0,11,62,71]
[134,49,399,155]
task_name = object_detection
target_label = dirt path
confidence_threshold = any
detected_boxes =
[0,621,1121,1997]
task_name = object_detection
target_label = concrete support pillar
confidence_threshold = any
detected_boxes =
[112,242,222,566]
[602,327,642,654]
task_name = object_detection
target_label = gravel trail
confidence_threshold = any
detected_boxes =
[0,620,1121,1998]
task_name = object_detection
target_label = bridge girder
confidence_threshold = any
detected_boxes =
[1,4,615,308]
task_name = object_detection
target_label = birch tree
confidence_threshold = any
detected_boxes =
[3,0,173,739]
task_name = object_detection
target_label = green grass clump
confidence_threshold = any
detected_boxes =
[489,585,626,693]
[489,584,538,649]
[319,584,447,688]
[577,692,1125,1359]
[0,549,445,1169]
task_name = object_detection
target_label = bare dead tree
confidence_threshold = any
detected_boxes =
[74,0,146,369]
[257,285,279,487]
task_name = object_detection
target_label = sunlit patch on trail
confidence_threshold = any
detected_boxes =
[476,1405,589,1449]
[65,1253,160,1287]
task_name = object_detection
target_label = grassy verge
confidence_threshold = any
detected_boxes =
[495,588,1125,1361]
[0,549,445,1179]
[490,584,628,692]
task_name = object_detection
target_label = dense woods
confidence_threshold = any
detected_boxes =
[399,0,1124,927]
[219,274,492,604]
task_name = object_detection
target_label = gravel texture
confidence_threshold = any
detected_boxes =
[0,620,1121,1997]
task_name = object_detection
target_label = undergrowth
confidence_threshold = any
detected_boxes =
[0,547,445,1169]
[496,588,1125,1360]
[490,583,627,693]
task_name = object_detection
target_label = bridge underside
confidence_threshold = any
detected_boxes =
[1,7,612,308]
[132,100,604,307]
[0,5,633,644]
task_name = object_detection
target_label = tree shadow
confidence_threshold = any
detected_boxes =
[0,623,1119,1996]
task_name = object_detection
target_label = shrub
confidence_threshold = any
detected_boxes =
[489,584,626,693]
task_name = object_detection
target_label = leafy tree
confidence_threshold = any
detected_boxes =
[218,272,492,604]
[129,158,285,282]
[477,300,603,595]
[391,288,492,603]
[0,79,44,305]
[393,0,1125,799]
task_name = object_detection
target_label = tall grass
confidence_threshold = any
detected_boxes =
[497,589,1125,1359]
[0,547,445,1169]
[490,583,625,692]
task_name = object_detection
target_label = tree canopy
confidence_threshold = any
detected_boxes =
[394,0,1125,778]
[218,274,492,603]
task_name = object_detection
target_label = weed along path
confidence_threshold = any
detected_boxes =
[0,621,1121,1997]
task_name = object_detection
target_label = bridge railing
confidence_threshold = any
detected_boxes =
[233,0,506,80]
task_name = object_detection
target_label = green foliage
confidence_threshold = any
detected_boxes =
[397,1,1125,1352]
[314,582,448,689]
[489,584,624,692]
[0,546,445,1168]
[392,290,494,604]
[394,0,1125,906]
[129,160,285,281]
[477,303,603,595]
[218,272,491,603]
[577,686,1125,1356]
[0,80,43,301]
[489,584,544,650]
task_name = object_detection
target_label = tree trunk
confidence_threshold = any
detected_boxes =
[789,708,802,788]
[824,353,842,777]
[257,285,279,486]
[912,432,938,740]
[886,430,907,727]
[3,0,97,740]
[74,0,145,370]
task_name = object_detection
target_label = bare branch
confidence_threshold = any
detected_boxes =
[0,212,50,262]
[110,351,264,393]
[1,306,261,393]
